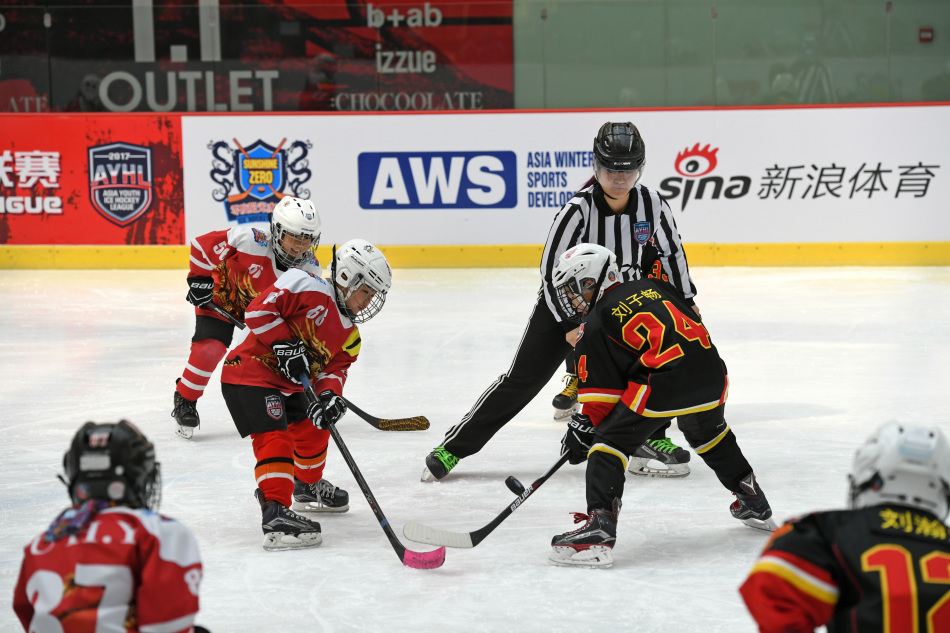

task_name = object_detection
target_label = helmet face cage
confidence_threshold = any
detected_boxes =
[270,197,321,268]
[552,244,619,324]
[331,239,392,324]
[848,421,950,520]
[64,420,162,511]
[593,121,646,186]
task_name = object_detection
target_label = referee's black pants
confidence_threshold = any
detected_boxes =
[439,288,672,459]
[440,288,570,458]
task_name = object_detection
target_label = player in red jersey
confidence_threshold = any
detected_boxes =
[741,422,950,633]
[221,239,392,551]
[547,244,775,568]
[172,196,322,440]
[13,420,207,633]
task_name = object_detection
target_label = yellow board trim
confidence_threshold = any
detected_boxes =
[2,242,948,269]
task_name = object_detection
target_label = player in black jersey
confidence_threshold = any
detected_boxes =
[741,422,950,632]
[546,244,775,568]
[424,121,698,482]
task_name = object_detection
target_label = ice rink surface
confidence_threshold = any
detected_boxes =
[2,266,949,633]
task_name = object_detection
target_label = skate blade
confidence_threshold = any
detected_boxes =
[740,516,778,532]
[175,425,195,440]
[263,531,323,551]
[548,545,614,569]
[292,501,349,514]
[627,458,690,478]
[421,466,441,482]
[552,403,579,421]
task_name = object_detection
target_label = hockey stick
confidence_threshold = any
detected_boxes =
[301,375,446,569]
[340,397,429,431]
[402,452,571,549]
[205,302,246,330]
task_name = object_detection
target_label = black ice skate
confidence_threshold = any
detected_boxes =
[172,382,200,440]
[549,499,621,569]
[628,437,691,478]
[292,478,349,513]
[256,489,323,551]
[552,374,580,420]
[730,473,777,532]
[421,446,459,482]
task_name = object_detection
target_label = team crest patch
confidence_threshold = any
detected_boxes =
[265,395,283,420]
[633,221,652,245]
[251,228,268,247]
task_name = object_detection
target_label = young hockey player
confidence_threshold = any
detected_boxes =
[548,244,775,568]
[424,122,698,482]
[220,239,392,551]
[741,422,950,633]
[14,420,208,633]
[172,196,322,439]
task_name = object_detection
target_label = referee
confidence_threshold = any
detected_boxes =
[423,122,700,481]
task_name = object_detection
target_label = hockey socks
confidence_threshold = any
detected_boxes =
[177,338,227,402]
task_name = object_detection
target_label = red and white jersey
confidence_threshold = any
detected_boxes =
[13,507,202,633]
[221,267,361,395]
[189,225,322,322]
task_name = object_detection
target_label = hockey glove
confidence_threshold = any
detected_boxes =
[186,276,215,307]
[272,339,310,384]
[308,390,347,429]
[561,413,596,464]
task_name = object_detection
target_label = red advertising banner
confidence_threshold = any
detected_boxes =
[0,114,184,245]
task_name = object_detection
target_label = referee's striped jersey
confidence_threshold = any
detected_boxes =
[540,181,697,323]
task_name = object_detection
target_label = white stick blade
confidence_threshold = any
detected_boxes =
[402,521,474,549]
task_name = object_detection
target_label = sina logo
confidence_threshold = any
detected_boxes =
[659,144,751,210]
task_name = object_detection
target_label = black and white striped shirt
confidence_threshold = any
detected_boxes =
[540,181,697,323]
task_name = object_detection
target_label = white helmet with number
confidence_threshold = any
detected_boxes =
[270,196,321,268]
[551,243,619,323]
[848,421,950,520]
[332,239,392,323]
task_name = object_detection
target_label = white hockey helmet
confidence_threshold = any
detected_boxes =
[270,196,321,268]
[552,243,619,323]
[848,421,950,520]
[332,239,392,323]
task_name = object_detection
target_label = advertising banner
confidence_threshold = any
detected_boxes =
[0,114,183,245]
[181,105,950,246]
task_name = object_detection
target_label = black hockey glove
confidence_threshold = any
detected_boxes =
[186,276,215,307]
[308,390,347,429]
[561,412,596,464]
[272,339,310,384]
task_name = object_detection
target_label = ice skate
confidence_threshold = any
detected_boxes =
[628,437,691,478]
[421,446,459,482]
[293,478,349,513]
[552,374,580,420]
[257,489,322,551]
[730,473,777,532]
[549,500,620,569]
[172,385,200,440]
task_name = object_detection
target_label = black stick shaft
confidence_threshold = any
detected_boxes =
[206,302,246,330]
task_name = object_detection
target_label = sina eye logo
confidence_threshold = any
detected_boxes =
[675,144,718,177]
[660,143,751,210]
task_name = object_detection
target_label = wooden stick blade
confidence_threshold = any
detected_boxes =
[378,416,430,431]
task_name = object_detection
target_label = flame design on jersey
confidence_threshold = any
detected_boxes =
[214,262,264,318]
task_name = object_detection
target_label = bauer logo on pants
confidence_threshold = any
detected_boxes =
[88,142,154,227]
[265,395,283,420]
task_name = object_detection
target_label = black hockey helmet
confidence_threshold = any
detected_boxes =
[63,420,161,510]
[593,121,645,173]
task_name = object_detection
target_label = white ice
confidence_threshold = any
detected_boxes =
[2,266,949,633]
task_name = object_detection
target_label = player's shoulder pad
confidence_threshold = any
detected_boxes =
[103,507,201,566]
[228,225,271,254]
[342,327,361,357]
[276,266,331,294]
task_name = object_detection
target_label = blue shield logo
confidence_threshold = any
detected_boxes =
[235,140,286,201]
[633,221,652,245]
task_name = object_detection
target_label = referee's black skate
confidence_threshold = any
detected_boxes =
[549,499,621,569]
[292,478,349,513]
[421,446,459,481]
[552,374,580,420]
[730,473,777,532]
[172,381,200,440]
[256,489,323,551]
[628,437,691,478]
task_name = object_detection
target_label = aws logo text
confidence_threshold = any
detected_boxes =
[658,144,750,210]
[358,151,517,209]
